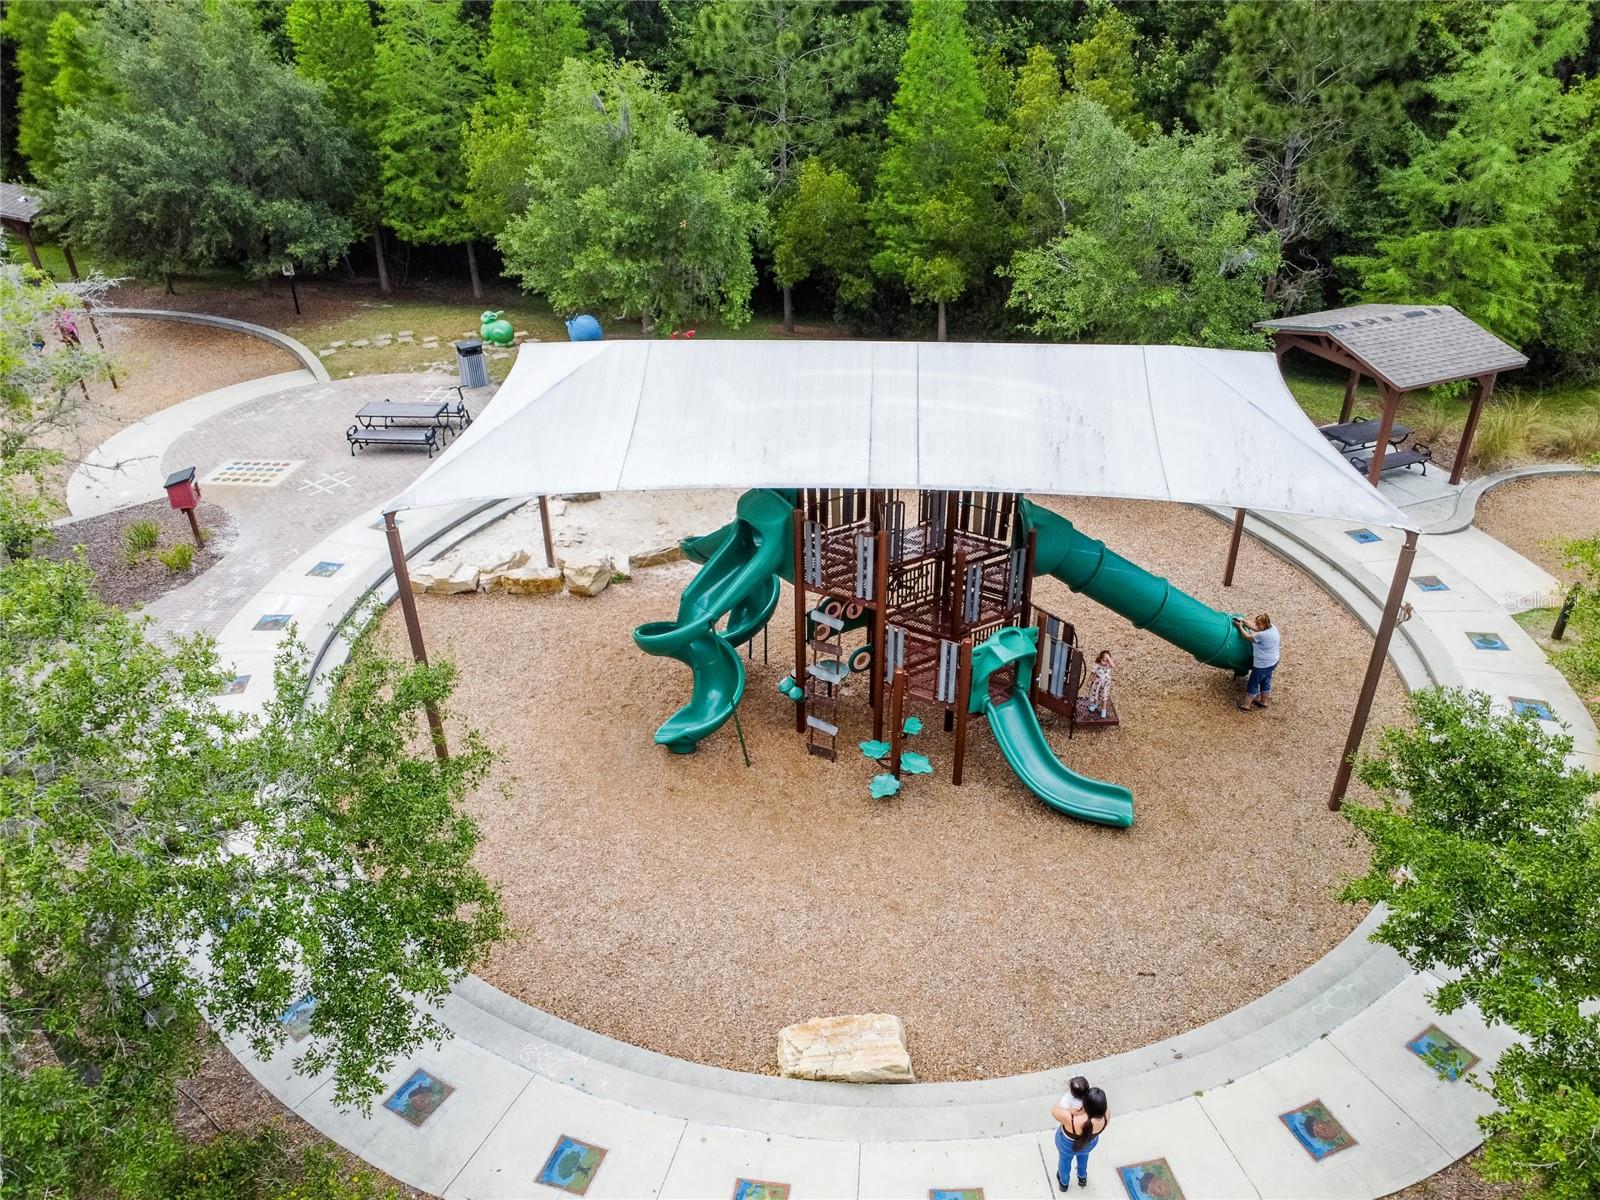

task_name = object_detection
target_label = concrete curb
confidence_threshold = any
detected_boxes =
[102,307,331,383]
[1425,463,1600,535]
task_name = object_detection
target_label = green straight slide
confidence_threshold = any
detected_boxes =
[633,489,794,754]
[970,626,1135,828]
[1020,498,1252,673]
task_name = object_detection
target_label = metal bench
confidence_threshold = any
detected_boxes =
[346,424,439,457]
[1349,443,1432,477]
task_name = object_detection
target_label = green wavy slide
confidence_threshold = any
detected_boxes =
[633,488,794,754]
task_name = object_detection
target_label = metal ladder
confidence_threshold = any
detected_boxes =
[804,606,847,760]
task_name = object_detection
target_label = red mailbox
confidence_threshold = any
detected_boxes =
[164,466,200,509]
[163,467,205,546]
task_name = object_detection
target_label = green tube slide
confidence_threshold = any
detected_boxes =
[633,489,795,754]
[1020,498,1251,673]
[970,626,1134,828]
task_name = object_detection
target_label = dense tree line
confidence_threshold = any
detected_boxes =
[1,0,1596,367]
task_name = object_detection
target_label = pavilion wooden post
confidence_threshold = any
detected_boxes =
[1450,374,1496,486]
[870,528,890,742]
[1223,508,1247,586]
[1329,529,1418,809]
[383,511,449,761]
[792,507,807,733]
[62,243,80,280]
[1366,384,1403,484]
[952,642,973,786]
[1339,370,1362,423]
[537,495,556,567]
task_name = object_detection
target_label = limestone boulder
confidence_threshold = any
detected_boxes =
[632,543,684,569]
[497,566,563,595]
[777,1014,914,1083]
[563,559,614,597]
[475,549,532,589]
[561,492,602,503]
[424,561,479,595]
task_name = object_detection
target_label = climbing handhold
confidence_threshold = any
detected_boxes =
[859,739,890,760]
[902,716,924,736]
[900,751,933,776]
[869,774,902,799]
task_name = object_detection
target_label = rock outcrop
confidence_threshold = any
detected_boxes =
[777,1014,914,1083]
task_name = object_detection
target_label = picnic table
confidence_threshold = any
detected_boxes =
[354,396,470,433]
[1319,418,1412,452]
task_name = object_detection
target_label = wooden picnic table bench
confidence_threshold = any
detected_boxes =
[1320,417,1412,452]
[1349,444,1432,477]
[346,424,439,457]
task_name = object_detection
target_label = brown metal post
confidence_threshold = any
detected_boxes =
[1339,370,1361,424]
[1367,385,1403,484]
[383,511,449,760]
[1019,528,1037,625]
[949,549,967,637]
[537,495,556,567]
[1223,508,1246,587]
[183,507,204,548]
[952,642,973,786]
[871,529,890,742]
[889,669,907,778]
[1450,374,1495,486]
[1032,611,1050,710]
[1329,529,1417,809]
[792,507,807,733]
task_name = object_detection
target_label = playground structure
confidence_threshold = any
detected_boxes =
[633,486,1256,828]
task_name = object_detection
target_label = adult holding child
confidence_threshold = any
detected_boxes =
[1052,1077,1110,1190]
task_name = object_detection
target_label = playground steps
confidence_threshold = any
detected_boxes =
[1072,697,1120,730]
[805,608,845,761]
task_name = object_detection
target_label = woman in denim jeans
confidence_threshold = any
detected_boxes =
[1052,1086,1110,1189]
[1234,612,1281,711]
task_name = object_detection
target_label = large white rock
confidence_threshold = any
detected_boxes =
[563,559,614,597]
[497,565,563,595]
[778,1014,914,1083]
[633,542,684,568]
[424,561,479,595]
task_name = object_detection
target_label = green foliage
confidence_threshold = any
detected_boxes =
[43,9,108,116]
[157,541,196,573]
[123,518,160,560]
[46,0,354,282]
[463,0,589,238]
[498,58,767,332]
[676,0,877,193]
[872,0,1001,324]
[1065,3,1148,137]
[1004,97,1278,347]
[1345,1,1595,345]
[0,263,112,557]
[1470,399,1551,470]
[1341,688,1600,1200]
[371,0,481,247]
[0,557,507,1197]
[0,1,92,178]
[773,159,873,312]
[1195,0,1420,309]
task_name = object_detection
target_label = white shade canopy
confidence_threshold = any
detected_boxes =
[387,339,1418,531]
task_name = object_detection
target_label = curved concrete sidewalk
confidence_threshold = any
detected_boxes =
[186,484,1598,1198]
[102,307,330,382]
[67,370,314,517]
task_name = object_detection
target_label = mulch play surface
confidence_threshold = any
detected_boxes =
[386,496,1405,1082]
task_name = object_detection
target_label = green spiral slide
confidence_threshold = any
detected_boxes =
[632,488,795,754]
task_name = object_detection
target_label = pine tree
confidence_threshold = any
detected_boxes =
[1,1,91,179]
[1344,1,1594,345]
[872,0,1000,341]
[773,158,873,318]
[285,0,391,290]
[371,0,483,295]
[462,0,588,240]
[1066,3,1149,137]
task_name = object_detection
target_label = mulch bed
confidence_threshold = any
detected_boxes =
[384,495,1406,1082]
[45,498,233,609]
[1473,474,1600,582]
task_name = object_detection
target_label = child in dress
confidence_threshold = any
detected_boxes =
[1085,650,1114,717]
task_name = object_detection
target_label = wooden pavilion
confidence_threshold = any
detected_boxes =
[0,182,78,277]
[1257,304,1527,486]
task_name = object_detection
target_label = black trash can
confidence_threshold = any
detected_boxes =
[454,338,489,389]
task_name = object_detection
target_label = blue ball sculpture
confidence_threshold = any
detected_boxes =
[565,314,603,342]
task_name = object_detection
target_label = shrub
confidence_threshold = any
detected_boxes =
[158,542,197,572]
[1470,399,1550,469]
[123,518,160,560]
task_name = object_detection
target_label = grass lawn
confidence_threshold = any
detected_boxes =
[1514,604,1600,721]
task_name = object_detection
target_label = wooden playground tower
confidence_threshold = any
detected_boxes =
[789,488,1110,781]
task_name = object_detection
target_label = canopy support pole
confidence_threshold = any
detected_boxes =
[1339,370,1361,423]
[1367,384,1404,484]
[537,495,555,567]
[1329,529,1416,809]
[1223,508,1246,586]
[1449,374,1495,486]
[383,511,449,761]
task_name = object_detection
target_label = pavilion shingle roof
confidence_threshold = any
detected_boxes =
[1256,304,1527,392]
[0,182,45,225]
